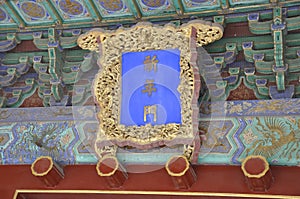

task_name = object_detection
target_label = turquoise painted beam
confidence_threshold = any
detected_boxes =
[0,56,30,87]
[4,78,37,108]
[286,15,300,31]
[0,68,17,88]
[72,85,93,106]
[248,13,272,35]
[0,33,20,52]
[33,32,48,50]
[33,56,51,83]
[286,57,300,73]
[271,7,286,91]
[253,54,273,74]
[285,46,300,58]
[242,42,274,63]
[206,35,273,53]
[60,29,82,49]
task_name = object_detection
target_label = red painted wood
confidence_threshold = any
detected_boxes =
[0,165,299,199]
[32,158,51,174]
[96,157,128,188]
[244,157,266,175]
[31,157,64,187]
[10,40,40,53]
[16,193,261,199]
[242,156,274,192]
[166,156,197,189]
[223,22,254,38]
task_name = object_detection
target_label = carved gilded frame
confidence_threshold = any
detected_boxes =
[77,20,223,153]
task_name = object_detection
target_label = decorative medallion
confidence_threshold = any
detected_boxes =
[141,0,166,8]
[77,20,223,161]
[137,0,173,13]
[98,0,124,12]
[58,0,84,16]
[20,1,46,19]
[0,8,7,22]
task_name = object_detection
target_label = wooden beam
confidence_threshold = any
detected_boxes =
[0,164,299,199]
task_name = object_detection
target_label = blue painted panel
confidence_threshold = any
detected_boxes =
[121,49,181,126]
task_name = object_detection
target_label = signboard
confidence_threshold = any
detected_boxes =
[121,49,181,126]
[77,20,223,161]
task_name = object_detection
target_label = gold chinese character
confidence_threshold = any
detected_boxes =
[142,79,156,96]
[144,105,157,122]
[144,55,158,72]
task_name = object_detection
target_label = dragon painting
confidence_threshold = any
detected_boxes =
[245,117,300,161]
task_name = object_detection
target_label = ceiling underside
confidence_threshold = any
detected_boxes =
[1,0,300,32]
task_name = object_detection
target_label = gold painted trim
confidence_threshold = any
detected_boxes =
[23,24,57,30]
[0,27,18,31]
[185,3,279,17]
[96,17,136,24]
[13,189,300,199]
[279,0,300,6]
[241,155,269,178]
[165,155,189,177]
[31,156,53,177]
[132,0,142,19]
[176,9,219,17]
[126,13,181,21]
[175,0,184,15]
[228,3,275,12]
[96,156,119,177]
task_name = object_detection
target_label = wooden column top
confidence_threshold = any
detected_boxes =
[241,155,269,178]
[96,156,119,177]
[165,155,190,177]
[31,156,53,177]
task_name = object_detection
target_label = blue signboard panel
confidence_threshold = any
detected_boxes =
[121,49,181,126]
